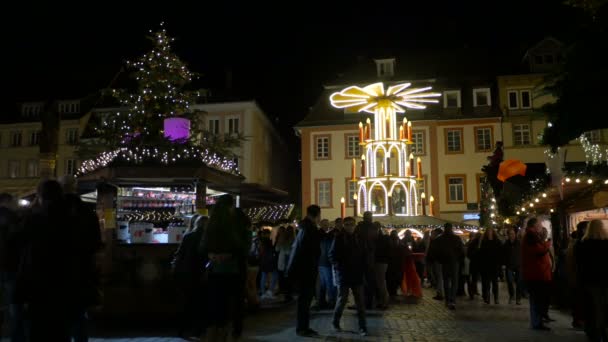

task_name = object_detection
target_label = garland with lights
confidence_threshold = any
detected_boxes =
[77,146,239,176]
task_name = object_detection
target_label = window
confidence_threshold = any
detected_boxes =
[584,130,601,143]
[534,55,543,64]
[315,135,331,160]
[22,104,41,117]
[65,159,77,175]
[476,174,487,204]
[544,55,554,64]
[520,90,531,109]
[443,90,461,108]
[315,179,332,208]
[507,89,532,109]
[10,131,22,147]
[208,119,220,135]
[29,131,40,146]
[26,160,39,177]
[508,91,519,109]
[445,128,463,153]
[375,59,394,77]
[473,88,491,107]
[475,127,493,152]
[58,101,80,114]
[513,124,531,146]
[345,134,360,158]
[65,128,78,145]
[8,161,20,178]
[227,117,240,135]
[416,176,427,199]
[411,131,425,155]
[446,175,466,203]
[346,179,357,207]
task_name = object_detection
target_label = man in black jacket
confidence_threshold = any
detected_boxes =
[287,205,322,337]
[329,216,368,336]
[427,223,465,310]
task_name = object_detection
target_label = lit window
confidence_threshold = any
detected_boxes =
[473,88,491,107]
[345,134,360,158]
[444,90,461,108]
[447,176,465,203]
[411,131,425,155]
[315,136,331,160]
[446,129,463,153]
[513,124,531,146]
[316,180,332,208]
[346,180,357,206]
[475,127,493,152]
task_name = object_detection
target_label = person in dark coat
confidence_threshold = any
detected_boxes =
[374,222,390,309]
[356,212,376,310]
[287,205,322,337]
[329,216,368,336]
[172,215,208,339]
[318,221,337,309]
[17,180,76,342]
[60,176,103,342]
[258,228,278,299]
[0,193,26,342]
[427,223,464,310]
[466,232,482,299]
[386,230,405,299]
[575,220,608,342]
[200,194,251,341]
[479,227,502,304]
[503,228,522,304]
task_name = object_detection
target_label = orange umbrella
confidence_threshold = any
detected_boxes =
[497,159,527,182]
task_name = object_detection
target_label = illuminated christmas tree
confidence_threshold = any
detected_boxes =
[330,82,440,217]
[78,23,241,175]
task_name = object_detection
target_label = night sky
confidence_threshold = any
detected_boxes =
[6,1,574,138]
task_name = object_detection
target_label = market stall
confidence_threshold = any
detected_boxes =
[76,163,243,318]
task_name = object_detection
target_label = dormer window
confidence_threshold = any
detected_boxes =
[443,90,461,108]
[374,58,395,77]
[473,88,491,107]
[58,101,80,114]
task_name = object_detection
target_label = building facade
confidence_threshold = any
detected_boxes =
[0,99,89,197]
[296,41,601,223]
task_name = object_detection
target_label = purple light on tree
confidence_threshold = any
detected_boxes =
[164,117,191,141]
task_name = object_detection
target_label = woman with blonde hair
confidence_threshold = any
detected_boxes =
[575,219,608,342]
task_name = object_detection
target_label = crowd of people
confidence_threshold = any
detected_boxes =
[0,178,102,342]
[1,188,606,342]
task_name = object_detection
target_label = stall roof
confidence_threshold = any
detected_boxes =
[525,179,608,214]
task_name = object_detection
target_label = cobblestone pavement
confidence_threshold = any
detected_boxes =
[38,285,584,342]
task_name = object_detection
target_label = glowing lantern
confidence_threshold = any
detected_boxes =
[497,159,527,182]
[164,117,190,141]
